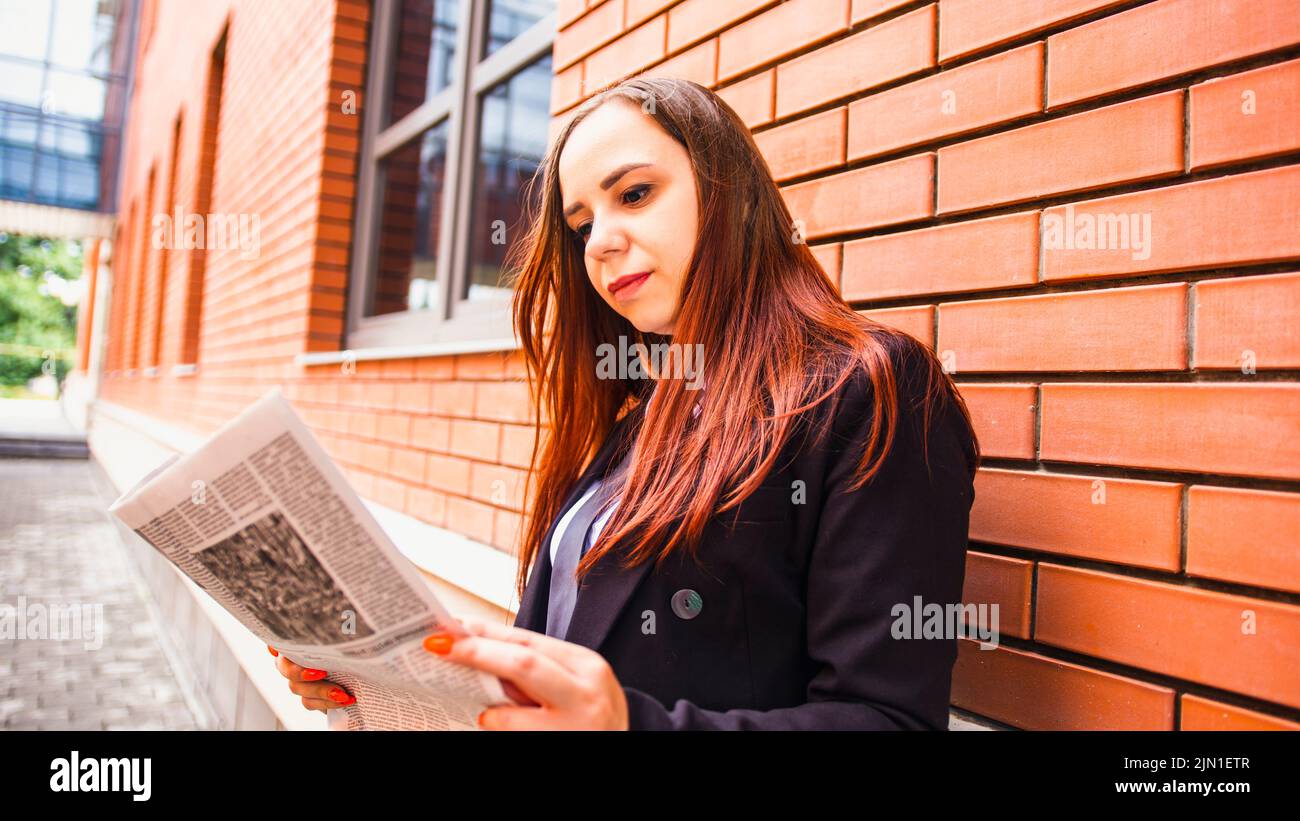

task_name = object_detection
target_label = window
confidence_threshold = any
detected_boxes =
[347,0,556,349]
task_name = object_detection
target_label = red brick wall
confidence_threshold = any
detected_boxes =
[550,0,1300,730]
[100,0,1300,730]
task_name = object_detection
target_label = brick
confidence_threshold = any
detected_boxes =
[717,0,850,82]
[370,475,407,511]
[1042,165,1300,282]
[961,551,1033,639]
[952,640,1176,730]
[475,381,534,423]
[936,283,1188,372]
[346,409,378,439]
[444,495,496,545]
[1035,563,1300,709]
[448,419,502,462]
[781,153,933,240]
[393,381,433,414]
[971,468,1182,570]
[775,4,935,119]
[1047,0,1300,108]
[644,37,717,87]
[374,412,410,445]
[1041,382,1300,480]
[857,305,934,348]
[493,509,525,554]
[470,463,527,510]
[627,0,676,28]
[842,211,1039,301]
[1179,694,1300,731]
[851,0,911,24]
[939,0,1125,62]
[848,43,1043,162]
[409,416,450,452]
[666,0,776,54]
[425,454,472,495]
[388,446,426,484]
[558,0,590,29]
[1193,272,1300,370]
[937,90,1184,215]
[1190,57,1300,170]
[956,383,1037,459]
[414,356,455,379]
[500,423,541,468]
[405,485,447,527]
[553,0,625,71]
[552,62,585,114]
[454,352,507,380]
[716,69,774,127]
[585,13,669,91]
[754,107,846,182]
[430,381,476,417]
[1187,486,1300,595]
[809,242,841,289]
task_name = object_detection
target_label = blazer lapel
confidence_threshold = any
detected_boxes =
[514,403,645,635]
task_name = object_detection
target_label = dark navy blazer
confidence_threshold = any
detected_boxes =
[512,336,979,730]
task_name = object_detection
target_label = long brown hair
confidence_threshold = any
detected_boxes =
[507,77,979,602]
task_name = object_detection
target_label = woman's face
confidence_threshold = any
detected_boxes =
[558,98,699,337]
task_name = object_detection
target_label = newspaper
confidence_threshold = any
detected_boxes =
[107,388,514,730]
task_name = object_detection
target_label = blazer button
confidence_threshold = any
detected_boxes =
[671,589,703,620]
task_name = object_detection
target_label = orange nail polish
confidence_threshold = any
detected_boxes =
[477,710,489,729]
[268,646,279,657]
[327,688,355,705]
[423,633,454,655]
[303,668,328,681]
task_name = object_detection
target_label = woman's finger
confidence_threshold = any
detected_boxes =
[300,695,342,713]
[276,654,328,682]
[434,634,583,710]
[288,678,355,705]
[458,617,597,676]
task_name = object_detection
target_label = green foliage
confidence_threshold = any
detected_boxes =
[0,233,83,386]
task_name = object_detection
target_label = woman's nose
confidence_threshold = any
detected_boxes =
[584,215,627,257]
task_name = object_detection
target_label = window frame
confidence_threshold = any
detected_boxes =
[346,0,557,350]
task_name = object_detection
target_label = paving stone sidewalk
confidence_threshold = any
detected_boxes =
[0,458,200,730]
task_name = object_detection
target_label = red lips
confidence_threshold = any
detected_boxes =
[609,271,651,295]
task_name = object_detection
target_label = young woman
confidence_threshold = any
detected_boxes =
[276,77,980,730]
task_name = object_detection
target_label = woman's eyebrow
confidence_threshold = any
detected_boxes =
[563,162,654,219]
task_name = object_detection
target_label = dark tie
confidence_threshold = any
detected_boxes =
[546,450,631,640]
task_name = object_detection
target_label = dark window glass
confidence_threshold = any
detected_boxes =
[61,156,98,206]
[463,53,550,304]
[367,120,452,316]
[482,0,555,59]
[388,0,460,126]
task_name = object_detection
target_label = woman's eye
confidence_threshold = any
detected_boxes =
[622,184,650,205]
[573,185,652,244]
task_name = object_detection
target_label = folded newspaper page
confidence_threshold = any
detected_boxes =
[107,388,514,730]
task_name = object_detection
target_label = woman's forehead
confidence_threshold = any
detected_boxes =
[559,105,679,200]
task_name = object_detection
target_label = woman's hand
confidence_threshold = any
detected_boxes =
[267,646,356,713]
[424,618,628,730]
